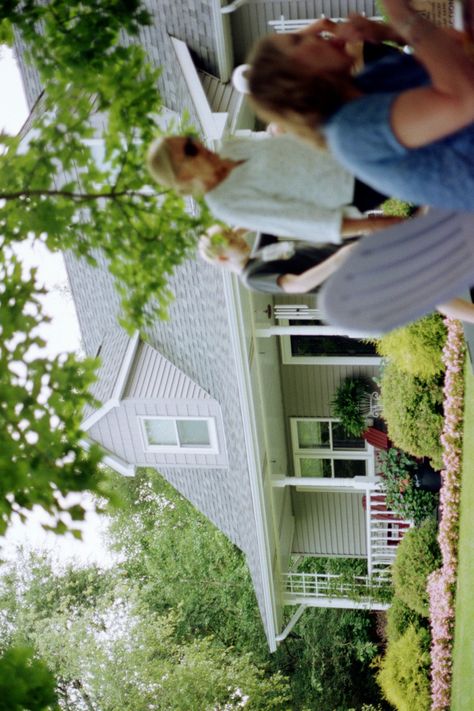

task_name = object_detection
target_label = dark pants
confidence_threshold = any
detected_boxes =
[353,178,388,212]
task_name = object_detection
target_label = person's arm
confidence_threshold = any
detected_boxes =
[437,298,474,323]
[382,0,474,147]
[341,215,405,237]
[278,243,355,293]
[301,16,404,44]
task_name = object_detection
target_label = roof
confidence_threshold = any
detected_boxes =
[64,248,272,643]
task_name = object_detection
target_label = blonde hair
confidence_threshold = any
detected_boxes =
[198,226,250,268]
[147,137,182,191]
[246,35,354,147]
[146,136,207,196]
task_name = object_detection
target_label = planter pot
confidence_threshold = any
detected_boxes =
[412,463,442,492]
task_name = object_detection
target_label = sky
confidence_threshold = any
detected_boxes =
[0,46,114,568]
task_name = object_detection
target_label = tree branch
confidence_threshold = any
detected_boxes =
[0,188,168,201]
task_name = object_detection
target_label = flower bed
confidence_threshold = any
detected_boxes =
[427,319,465,711]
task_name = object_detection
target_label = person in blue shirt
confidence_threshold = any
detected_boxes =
[243,8,474,211]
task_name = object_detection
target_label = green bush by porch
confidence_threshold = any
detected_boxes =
[386,598,427,642]
[392,518,442,617]
[375,314,447,378]
[377,625,432,711]
[379,361,444,468]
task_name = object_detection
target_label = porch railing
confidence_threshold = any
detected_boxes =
[269,15,383,34]
[282,571,389,607]
[366,488,412,577]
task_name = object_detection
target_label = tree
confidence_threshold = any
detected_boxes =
[107,470,387,710]
[0,552,291,711]
[108,468,271,661]
[0,2,209,534]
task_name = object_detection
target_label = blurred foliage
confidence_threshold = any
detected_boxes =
[0,646,58,710]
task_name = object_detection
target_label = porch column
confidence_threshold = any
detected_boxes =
[272,475,379,492]
[256,324,352,337]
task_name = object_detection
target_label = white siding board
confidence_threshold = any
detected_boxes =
[125,342,210,401]
[291,492,367,555]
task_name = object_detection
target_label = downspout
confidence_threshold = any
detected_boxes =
[220,0,249,12]
[275,604,306,643]
[211,1,235,81]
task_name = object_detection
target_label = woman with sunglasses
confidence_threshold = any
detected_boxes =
[243,3,474,212]
[147,133,406,245]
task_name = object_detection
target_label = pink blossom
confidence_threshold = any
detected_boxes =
[428,318,465,710]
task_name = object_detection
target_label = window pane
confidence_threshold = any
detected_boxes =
[290,335,377,357]
[144,419,177,446]
[177,419,210,447]
[297,421,330,449]
[299,458,332,477]
[331,422,366,450]
[334,460,366,478]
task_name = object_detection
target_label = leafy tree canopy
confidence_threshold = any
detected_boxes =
[0,1,209,534]
[0,552,291,711]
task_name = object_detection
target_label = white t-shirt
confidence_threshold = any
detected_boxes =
[205,134,355,244]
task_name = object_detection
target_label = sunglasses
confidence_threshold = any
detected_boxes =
[184,137,199,157]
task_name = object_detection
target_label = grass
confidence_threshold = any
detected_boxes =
[450,365,474,711]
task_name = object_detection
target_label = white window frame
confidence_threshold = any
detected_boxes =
[139,416,219,454]
[290,417,375,478]
[279,321,381,365]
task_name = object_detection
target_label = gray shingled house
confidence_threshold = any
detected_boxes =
[16,0,408,651]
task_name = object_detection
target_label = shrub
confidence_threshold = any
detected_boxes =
[377,448,439,525]
[375,314,447,378]
[392,519,442,617]
[331,377,372,437]
[379,362,444,468]
[386,598,427,642]
[377,625,431,711]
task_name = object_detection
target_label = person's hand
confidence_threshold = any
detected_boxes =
[300,17,340,37]
[331,16,385,43]
[382,0,415,24]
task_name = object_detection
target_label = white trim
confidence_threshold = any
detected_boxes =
[112,330,140,401]
[283,594,389,611]
[138,416,219,454]
[81,331,140,431]
[257,325,352,338]
[170,37,228,139]
[81,398,120,432]
[79,438,135,478]
[272,476,377,491]
[212,0,234,80]
[223,273,279,652]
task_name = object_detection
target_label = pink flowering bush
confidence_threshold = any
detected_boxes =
[427,318,465,711]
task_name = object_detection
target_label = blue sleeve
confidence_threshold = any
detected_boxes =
[324,93,409,170]
[356,52,429,93]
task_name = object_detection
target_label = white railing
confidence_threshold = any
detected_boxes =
[282,571,388,603]
[274,304,322,321]
[269,15,383,33]
[367,488,413,577]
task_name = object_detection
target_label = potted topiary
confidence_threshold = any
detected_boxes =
[377,448,440,525]
[331,377,372,437]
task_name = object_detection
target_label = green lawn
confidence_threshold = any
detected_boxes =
[451,365,474,711]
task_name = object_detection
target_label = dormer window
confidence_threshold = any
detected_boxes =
[139,416,218,454]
